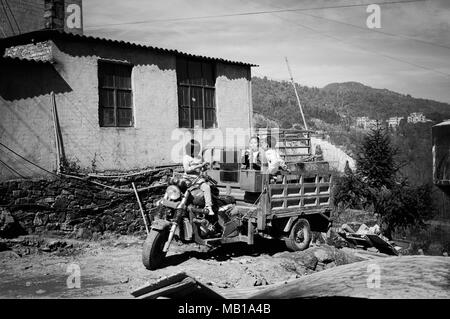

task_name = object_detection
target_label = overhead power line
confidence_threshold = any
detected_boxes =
[85,0,426,29]
[0,158,27,179]
[0,0,16,35]
[246,0,450,79]
[0,142,59,177]
[293,11,450,51]
[3,0,21,33]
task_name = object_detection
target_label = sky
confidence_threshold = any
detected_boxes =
[83,0,450,103]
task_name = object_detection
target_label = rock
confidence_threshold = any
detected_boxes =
[295,253,318,270]
[120,277,130,284]
[91,232,101,241]
[324,261,337,270]
[25,281,32,287]
[0,241,9,252]
[35,289,46,295]
[427,243,444,256]
[0,250,20,259]
[33,212,49,226]
[0,208,24,238]
[75,189,92,199]
[253,277,268,286]
[14,197,31,205]
[76,228,93,240]
[42,197,55,204]
[53,196,70,209]
[312,246,336,263]
[12,190,27,197]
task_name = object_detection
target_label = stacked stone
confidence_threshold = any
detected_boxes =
[0,171,169,239]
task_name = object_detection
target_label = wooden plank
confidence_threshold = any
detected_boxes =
[366,234,398,256]
[131,272,188,297]
[133,273,226,299]
[138,277,198,299]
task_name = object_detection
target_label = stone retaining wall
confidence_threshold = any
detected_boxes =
[0,171,170,239]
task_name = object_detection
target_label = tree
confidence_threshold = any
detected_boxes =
[334,124,435,238]
[373,183,434,239]
[356,123,397,189]
[333,168,370,210]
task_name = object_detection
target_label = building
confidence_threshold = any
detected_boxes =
[356,116,378,130]
[386,116,404,129]
[0,30,256,180]
[407,112,430,124]
[0,0,83,38]
[356,116,369,128]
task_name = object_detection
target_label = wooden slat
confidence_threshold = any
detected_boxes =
[131,272,189,297]
[138,277,198,299]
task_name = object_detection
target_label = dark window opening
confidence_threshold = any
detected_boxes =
[176,58,216,129]
[98,61,133,127]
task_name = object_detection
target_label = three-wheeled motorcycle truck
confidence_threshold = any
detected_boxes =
[142,130,333,270]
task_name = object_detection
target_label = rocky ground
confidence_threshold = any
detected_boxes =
[0,234,367,299]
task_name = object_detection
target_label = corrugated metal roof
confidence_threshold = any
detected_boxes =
[0,29,258,67]
[434,120,450,127]
[0,55,53,64]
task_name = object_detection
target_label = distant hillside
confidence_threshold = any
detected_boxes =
[252,76,450,128]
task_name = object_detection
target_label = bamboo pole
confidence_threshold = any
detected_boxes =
[285,57,308,130]
[50,92,61,174]
[132,182,150,234]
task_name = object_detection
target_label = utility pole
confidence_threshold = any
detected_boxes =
[285,57,308,130]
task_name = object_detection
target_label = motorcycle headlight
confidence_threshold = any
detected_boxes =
[165,185,181,201]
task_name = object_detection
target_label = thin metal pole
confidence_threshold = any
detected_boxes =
[285,57,308,130]
[132,182,150,235]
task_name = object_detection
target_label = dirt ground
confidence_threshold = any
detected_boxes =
[0,234,368,299]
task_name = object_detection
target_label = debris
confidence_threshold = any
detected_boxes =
[35,289,46,295]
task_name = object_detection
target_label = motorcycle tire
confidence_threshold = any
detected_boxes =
[142,228,169,270]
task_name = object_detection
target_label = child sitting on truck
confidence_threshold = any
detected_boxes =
[261,136,289,175]
[183,139,214,216]
[241,136,262,170]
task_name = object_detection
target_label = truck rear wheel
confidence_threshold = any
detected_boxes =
[142,229,169,270]
[285,218,312,251]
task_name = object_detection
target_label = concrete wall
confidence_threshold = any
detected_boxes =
[0,0,44,38]
[0,60,59,180]
[0,38,252,179]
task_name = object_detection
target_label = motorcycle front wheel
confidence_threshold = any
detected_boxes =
[142,228,169,270]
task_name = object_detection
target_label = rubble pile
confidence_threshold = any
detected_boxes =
[0,169,173,239]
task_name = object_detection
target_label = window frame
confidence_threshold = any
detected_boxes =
[176,57,217,129]
[98,60,134,128]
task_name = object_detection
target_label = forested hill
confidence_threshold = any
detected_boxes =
[252,76,450,128]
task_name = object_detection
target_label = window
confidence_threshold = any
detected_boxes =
[177,58,216,128]
[98,61,133,127]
